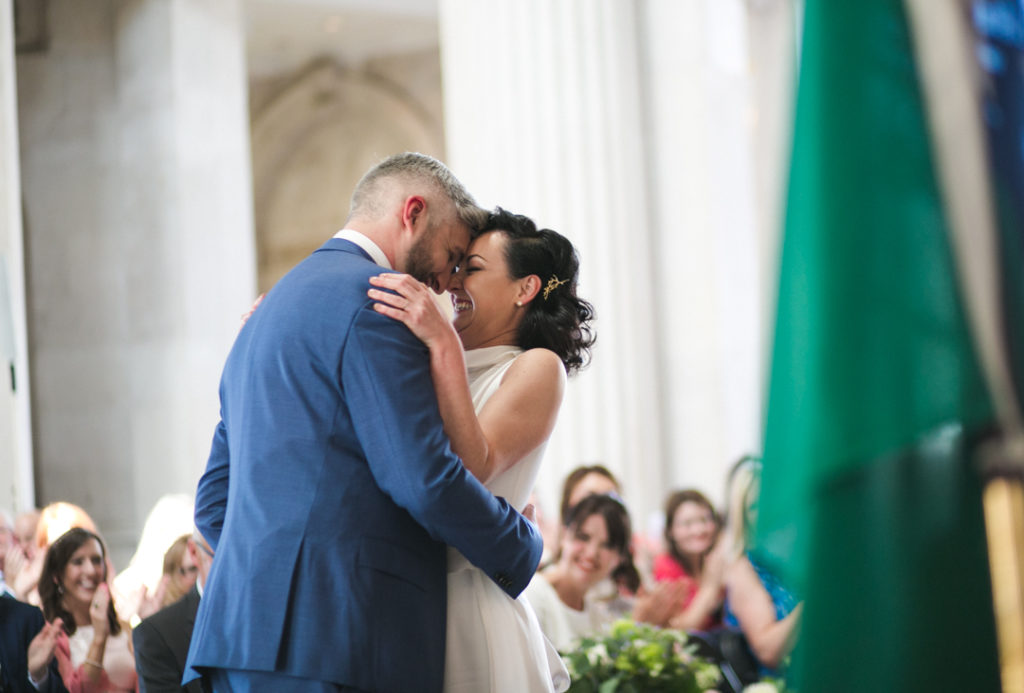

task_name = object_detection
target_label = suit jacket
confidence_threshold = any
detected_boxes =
[0,597,68,693]
[184,239,543,692]
[132,586,206,693]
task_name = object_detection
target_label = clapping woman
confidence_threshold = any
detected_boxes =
[39,529,137,693]
[653,489,727,631]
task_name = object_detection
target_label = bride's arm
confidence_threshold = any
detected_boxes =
[369,273,565,483]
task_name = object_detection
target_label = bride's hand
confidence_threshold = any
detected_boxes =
[368,273,459,350]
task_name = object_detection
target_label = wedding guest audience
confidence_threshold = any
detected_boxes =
[525,494,686,651]
[133,531,214,693]
[653,489,727,630]
[0,596,68,692]
[721,456,802,674]
[10,503,99,605]
[39,528,138,692]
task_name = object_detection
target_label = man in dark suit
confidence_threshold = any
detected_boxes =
[0,597,67,693]
[133,532,213,693]
[184,153,543,692]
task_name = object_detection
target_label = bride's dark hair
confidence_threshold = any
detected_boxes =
[484,208,595,374]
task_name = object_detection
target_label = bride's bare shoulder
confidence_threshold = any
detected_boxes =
[513,348,565,375]
[503,348,566,392]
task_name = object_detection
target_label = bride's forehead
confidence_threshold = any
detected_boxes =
[468,231,509,257]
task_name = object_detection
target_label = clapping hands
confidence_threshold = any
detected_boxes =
[27,617,64,684]
[632,580,690,628]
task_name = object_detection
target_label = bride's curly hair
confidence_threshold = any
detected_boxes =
[484,208,595,374]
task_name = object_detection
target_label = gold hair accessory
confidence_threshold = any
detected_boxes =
[543,276,569,301]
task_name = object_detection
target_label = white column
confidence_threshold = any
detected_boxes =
[16,0,255,562]
[0,0,35,513]
[641,0,765,508]
[440,0,667,530]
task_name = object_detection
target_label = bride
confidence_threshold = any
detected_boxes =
[368,207,595,693]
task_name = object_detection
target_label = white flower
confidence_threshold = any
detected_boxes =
[694,663,722,689]
[586,643,611,666]
[743,683,780,693]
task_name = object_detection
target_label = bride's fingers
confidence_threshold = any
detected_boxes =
[372,302,410,323]
[369,272,415,290]
[370,272,433,300]
[367,288,408,309]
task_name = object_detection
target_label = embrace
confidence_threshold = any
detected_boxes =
[184,153,595,692]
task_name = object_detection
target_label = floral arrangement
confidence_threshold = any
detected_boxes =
[561,619,722,693]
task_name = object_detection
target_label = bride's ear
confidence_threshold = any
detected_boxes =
[516,275,542,306]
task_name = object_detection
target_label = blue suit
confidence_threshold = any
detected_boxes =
[0,597,68,693]
[184,239,543,692]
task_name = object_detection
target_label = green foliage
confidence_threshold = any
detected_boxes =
[561,620,721,693]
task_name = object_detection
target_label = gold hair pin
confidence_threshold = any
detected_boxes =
[543,276,569,301]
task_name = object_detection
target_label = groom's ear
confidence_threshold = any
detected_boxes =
[517,275,542,305]
[401,195,426,233]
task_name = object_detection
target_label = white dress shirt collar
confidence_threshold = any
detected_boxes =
[333,229,393,269]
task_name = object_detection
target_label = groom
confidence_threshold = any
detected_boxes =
[184,153,543,692]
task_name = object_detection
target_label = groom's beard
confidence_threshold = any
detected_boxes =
[404,223,440,289]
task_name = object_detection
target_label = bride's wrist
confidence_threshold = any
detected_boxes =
[428,326,462,356]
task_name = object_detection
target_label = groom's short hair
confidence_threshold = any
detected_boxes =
[348,152,487,230]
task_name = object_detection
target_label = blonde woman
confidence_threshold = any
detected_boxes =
[721,456,802,674]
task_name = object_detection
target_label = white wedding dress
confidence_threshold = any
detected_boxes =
[443,345,570,693]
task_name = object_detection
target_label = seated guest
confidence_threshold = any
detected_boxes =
[132,531,213,693]
[0,594,68,692]
[653,489,727,630]
[558,464,622,525]
[555,466,634,602]
[39,528,137,692]
[525,494,626,650]
[15,509,42,559]
[157,536,197,610]
[112,495,194,626]
[525,494,685,651]
[4,509,41,599]
[721,457,802,674]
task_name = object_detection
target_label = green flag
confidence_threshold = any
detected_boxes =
[754,0,1001,689]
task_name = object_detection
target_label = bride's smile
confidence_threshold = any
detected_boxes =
[448,231,529,350]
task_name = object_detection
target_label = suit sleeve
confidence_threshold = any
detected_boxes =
[343,304,543,597]
[194,418,229,551]
[132,620,183,693]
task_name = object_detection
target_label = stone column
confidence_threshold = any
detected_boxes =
[1,0,34,513]
[440,0,667,527]
[16,0,255,563]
